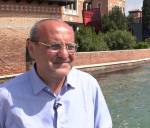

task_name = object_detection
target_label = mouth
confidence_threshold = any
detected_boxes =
[53,60,71,64]
[53,61,71,67]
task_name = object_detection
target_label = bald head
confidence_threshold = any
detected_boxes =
[29,19,74,43]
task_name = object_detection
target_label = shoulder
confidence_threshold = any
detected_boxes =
[68,68,103,102]
[71,68,97,82]
[0,86,12,109]
[0,71,31,105]
[0,87,10,99]
[70,68,97,81]
[68,68,100,89]
[0,71,31,95]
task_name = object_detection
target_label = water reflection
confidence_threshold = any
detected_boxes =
[96,64,150,128]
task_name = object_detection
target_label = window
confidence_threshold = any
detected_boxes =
[64,1,77,15]
[83,2,92,11]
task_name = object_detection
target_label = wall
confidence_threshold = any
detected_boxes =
[0,1,61,77]
[73,49,150,75]
[74,49,150,66]
[0,28,28,76]
[0,48,150,77]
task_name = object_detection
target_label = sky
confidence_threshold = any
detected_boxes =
[125,0,143,15]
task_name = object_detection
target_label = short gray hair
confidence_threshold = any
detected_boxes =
[29,19,55,42]
[29,19,73,43]
[29,21,40,42]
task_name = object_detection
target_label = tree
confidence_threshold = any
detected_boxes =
[101,14,117,32]
[75,25,108,52]
[75,25,93,51]
[127,14,135,26]
[104,30,136,50]
[102,6,128,32]
[142,0,150,40]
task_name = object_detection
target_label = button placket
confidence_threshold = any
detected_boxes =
[56,105,64,128]
[53,96,64,128]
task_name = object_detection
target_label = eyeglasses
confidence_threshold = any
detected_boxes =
[38,42,78,54]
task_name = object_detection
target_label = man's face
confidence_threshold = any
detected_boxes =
[28,22,76,78]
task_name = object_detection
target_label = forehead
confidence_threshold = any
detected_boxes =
[37,20,74,40]
[39,20,73,33]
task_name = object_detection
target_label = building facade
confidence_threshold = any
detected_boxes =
[63,0,126,24]
[129,9,142,23]
[128,9,142,42]
[86,0,125,15]
[0,0,126,76]
[0,0,126,28]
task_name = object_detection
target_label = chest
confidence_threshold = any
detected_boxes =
[5,88,94,128]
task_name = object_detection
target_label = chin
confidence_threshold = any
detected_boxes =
[54,64,72,76]
[54,68,70,77]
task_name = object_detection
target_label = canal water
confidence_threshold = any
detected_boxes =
[96,63,150,128]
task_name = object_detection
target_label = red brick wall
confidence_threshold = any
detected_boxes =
[2,46,150,76]
[73,49,150,66]
[0,28,28,76]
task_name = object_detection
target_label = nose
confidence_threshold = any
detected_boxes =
[57,47,69,59]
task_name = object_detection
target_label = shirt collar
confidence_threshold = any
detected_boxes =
[29,65,79,95]
[29,65,47,95]
[66,67,79,88]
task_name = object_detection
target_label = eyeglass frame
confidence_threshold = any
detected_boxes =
[37,41,78,54]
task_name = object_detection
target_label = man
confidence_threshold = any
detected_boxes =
[0,19,112,128]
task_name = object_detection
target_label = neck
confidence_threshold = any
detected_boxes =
[39,71,66,95]
[34,64,67,95]
[47,76,66,95]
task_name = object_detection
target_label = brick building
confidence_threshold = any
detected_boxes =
[0,0,126,76]
[83,0,125,14]
[128,9,142,42]
[0,0,126,29]
[129,9,142,23]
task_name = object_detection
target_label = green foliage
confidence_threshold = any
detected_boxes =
[127,14,135,24]
[134,42,150,49]
[92,32,109,51]
[75,25,139,51]
[75,25,108,52]
[75,25,93,51]
[102,6,128,32]
[104,30,136,50]
[109,6,128,30]
[102,14,117,32]
[145,38,150,45]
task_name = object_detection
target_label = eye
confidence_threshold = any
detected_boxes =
[67,44,76,50]
[50,44,62,50]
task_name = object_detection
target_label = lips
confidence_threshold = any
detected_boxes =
[52,58,71,64]
[54,62,70,65]
[53,60,71,64]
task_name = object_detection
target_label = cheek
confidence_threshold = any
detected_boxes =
[69,54,76,62]
[34,51,50,63]
[46,52,58,64]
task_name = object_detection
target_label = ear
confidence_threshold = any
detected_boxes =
[26,38,35,59]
